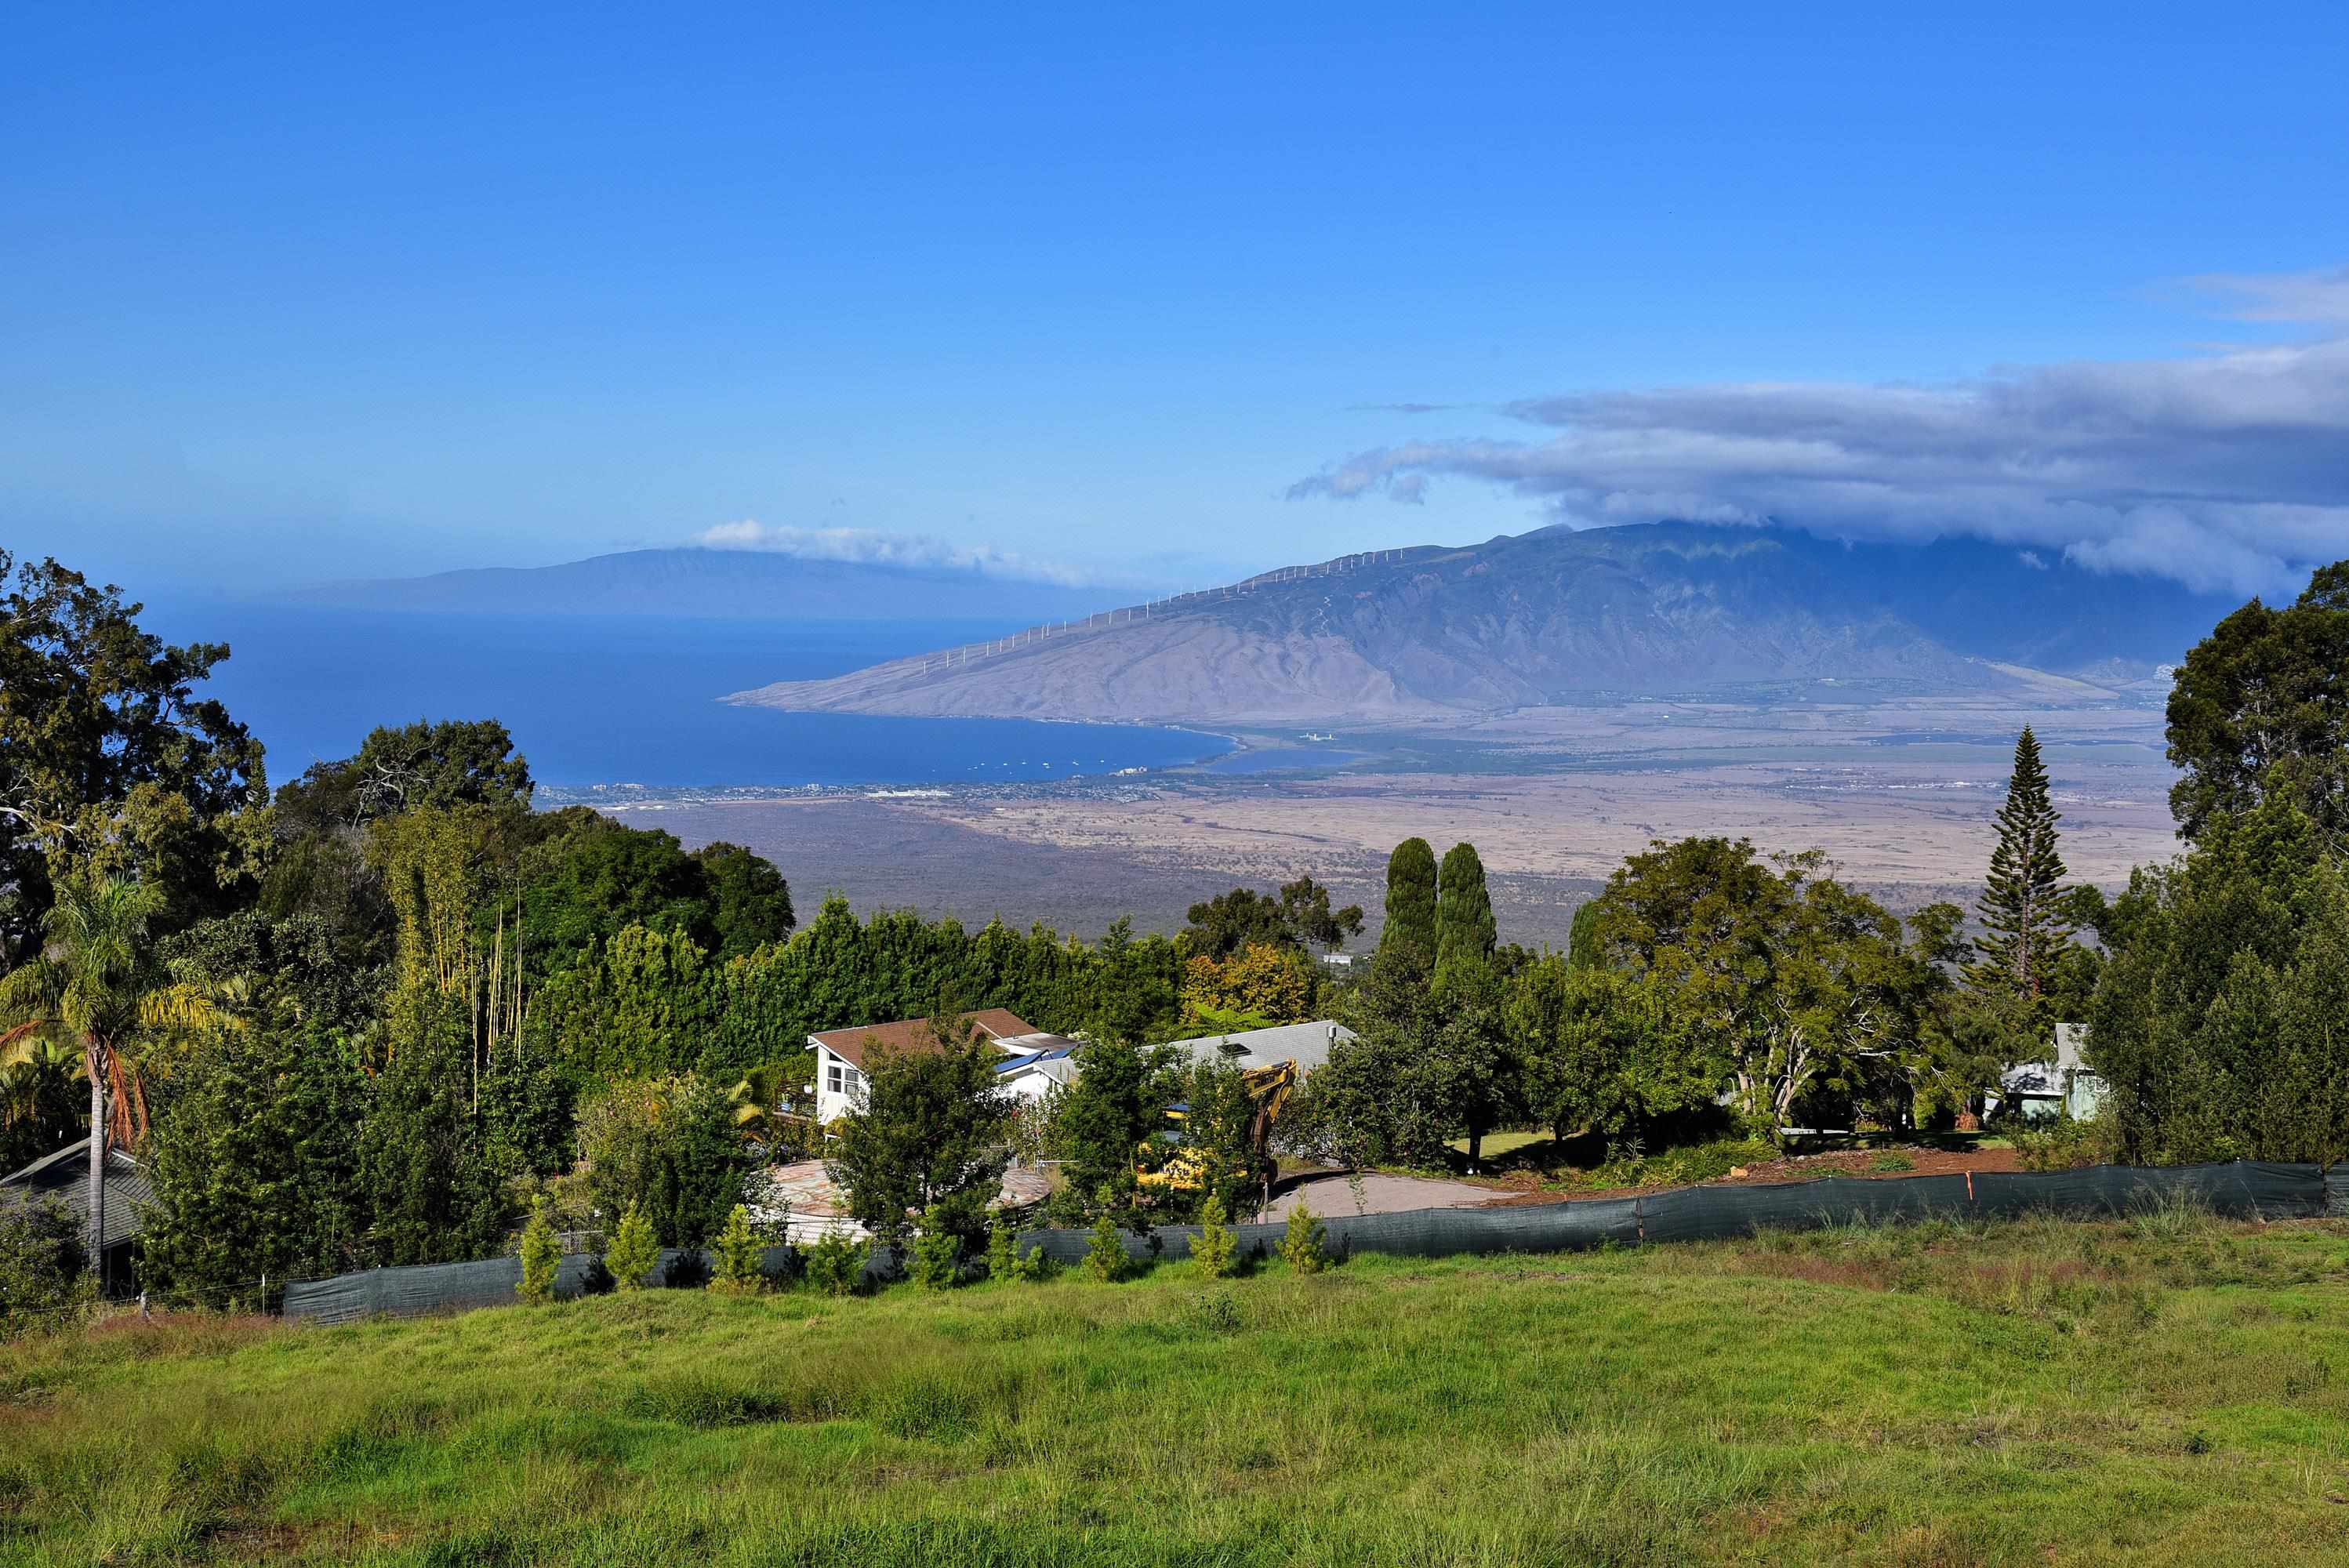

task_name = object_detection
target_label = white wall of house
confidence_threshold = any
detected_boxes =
[811,1043,870,1124]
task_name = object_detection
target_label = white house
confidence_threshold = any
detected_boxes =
[1999,1022,2106,1123]
[805,1008,1080,1123]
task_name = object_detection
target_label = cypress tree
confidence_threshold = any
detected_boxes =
[1378,838,1439,967]
[1969,728,2074,997]
[1433,842,1498,997]
[1566,900,1603,971]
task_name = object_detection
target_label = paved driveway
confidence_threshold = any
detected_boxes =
[1255,1171,1494,1222]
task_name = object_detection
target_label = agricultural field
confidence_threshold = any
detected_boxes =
[6,1210,2348,1566]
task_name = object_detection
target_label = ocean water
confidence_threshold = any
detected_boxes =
[143,604,1225,788]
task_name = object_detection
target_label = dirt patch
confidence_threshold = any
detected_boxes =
[1476,1143,2024,1207]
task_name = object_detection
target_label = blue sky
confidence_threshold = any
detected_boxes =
[5,3,2347,597]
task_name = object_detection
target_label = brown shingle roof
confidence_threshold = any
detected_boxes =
[807,1008,1037,1069]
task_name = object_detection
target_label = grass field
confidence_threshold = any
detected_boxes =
[5,1210,2348,1566]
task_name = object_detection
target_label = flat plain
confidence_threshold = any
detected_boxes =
[611,696,2181,947]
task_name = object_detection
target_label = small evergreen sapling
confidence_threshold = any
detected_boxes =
[986,1213,1018,1280]
[517,1200,561,1305]
[910,1203,962,1290]
[1280,1199,1328,1276]
[605,1200,659,1292]
[1084,1212,1131,1283]
[804,1228,864,1296]
[708,1203,767,1295]
[1194,1191,1238,1279]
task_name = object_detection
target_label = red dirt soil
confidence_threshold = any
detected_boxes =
[1477,1143,2025,1207]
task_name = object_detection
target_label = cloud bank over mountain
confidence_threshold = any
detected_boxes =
[1291,267,2349,598]
[694,521,1098,588]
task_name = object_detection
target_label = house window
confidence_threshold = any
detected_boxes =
[826,1062,844,1094]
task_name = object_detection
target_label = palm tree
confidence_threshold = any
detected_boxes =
[0,1037,82,1172]
[0,875,212,1282]
[728,1062,797,1152]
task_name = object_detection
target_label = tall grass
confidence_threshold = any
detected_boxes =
[3,1218,2347,1565]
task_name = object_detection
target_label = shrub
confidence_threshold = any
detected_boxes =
[517,1200,561,1305]
[0,1196,92,1333]
[577,1073,758,1250]
[1281,1200,1328,1275]
[605,1201,659,1291]
[986,1213,1019,1280]
[1868,1151,1916,1174]
[909,1204,962,1290]
[1194,1191,1238,1279]
[803,1229,865,1296]
[708,1204,767,1295]
[983,1212,1051,1283]
[1084,1213,1131,1283]
[2013,1109,2122,1171]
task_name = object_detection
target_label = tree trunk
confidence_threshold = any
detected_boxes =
[85,1040,107,1290]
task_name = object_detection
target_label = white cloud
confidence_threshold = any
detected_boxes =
[1290,265,2349,597]
[2187,264,2349,327]
[693,521,1096,586]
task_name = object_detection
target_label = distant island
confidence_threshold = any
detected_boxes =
[728,521,2235,724]
[301,546,1134,624]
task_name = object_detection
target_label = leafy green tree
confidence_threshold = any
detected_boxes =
[517,809,727,965]
[1433,842,1498,999]
[141,1014,368,1302]
[1595,838,1933,1142]
[1967,728,2075,1000]
[1193,1191,1237,1279]
[826,1011,1013,1250]
[1505,956,1715,1149]
[2085,797,2349,1164]
[1,553,267,967]
[2165,559,2349,841]
[1174,1054,1275,1221]
[1289,960,1455,1171]
[274,717,533,832]
[1048,1035,1180,1225]
[517,1200,561,1305]
[577,1074,753,1248]
[690,841,795,957]
[355,1000,521,1265]
[709,1203,768,1294]
[1280,1200,1327,1275]
[1432,1000,1519,1171]
[1182,877,1363,959]
[604,1200,659,1290]
[1378,838,1439,970]
[0,1196,90,1332]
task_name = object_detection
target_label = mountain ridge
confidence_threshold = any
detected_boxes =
[728,522,2235,723]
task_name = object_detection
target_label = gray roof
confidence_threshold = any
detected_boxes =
[0,1142,152,1253]
[1157,1020,1357,1076]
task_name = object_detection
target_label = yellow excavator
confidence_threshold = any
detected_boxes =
[1135,1058,1298,1202]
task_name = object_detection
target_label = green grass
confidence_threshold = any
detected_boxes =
[1444,1128,1556,1161]
[6,1216,2349,1565]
